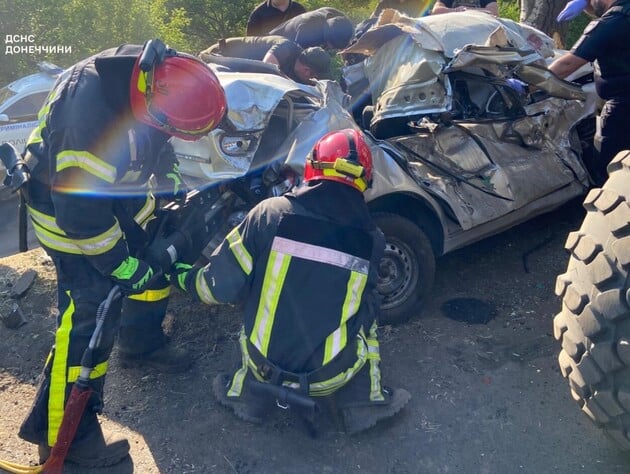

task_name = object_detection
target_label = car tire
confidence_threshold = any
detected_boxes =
[372,212,435,326]
[554,150,630,450]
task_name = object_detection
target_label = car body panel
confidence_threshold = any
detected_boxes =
[174,72,358,185]
[171,15,597,264]
[388,112,587,230]
[0,120,40,152]
[343,10,556,59]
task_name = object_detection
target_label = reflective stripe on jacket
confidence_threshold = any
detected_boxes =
[23,44,168,273]
[189,180,385,378]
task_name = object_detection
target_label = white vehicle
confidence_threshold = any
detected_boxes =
[0,62,61,198]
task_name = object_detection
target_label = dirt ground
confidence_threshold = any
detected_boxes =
[2,197,630,474]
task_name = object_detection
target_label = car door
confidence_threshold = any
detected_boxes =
[391,65,590,230]
[0,90,49,149]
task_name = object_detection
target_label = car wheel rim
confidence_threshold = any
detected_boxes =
[377,240,417,309]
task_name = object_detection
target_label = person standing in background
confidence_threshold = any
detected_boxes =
[246,0,307,37]
[550,0,630,185]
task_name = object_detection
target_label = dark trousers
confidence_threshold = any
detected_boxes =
[18,253,169,447]
[596,99,630,182]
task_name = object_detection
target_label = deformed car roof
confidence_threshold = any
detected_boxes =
[342,10,590,125]
[342,9,556,59]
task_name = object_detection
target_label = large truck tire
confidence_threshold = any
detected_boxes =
[554,150,630,449]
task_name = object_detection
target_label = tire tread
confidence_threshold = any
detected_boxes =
[556,150,630,449]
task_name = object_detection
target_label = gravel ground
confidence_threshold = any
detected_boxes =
[1,198,630,473]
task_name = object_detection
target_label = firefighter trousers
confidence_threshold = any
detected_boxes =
[18,252,169,447]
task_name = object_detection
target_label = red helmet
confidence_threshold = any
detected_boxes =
[130,50,227,141]
[304,129,373,192]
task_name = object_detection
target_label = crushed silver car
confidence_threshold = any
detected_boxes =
[172,11,598,324]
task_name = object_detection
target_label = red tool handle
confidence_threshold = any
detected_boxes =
[41,384,93,474]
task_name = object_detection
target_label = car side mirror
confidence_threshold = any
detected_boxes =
[0,114,10,123]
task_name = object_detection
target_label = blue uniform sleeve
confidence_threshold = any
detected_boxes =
[572,17,619,62]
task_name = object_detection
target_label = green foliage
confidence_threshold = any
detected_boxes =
[498,0,519,21]
[150,0,192,50]
[0,0,587,87]
[0,0,193,84]
[0,0,40,85]
[54,0,155,55]
[566,14,589,49]
[166,0,255,53]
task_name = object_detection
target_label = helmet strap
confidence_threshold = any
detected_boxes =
[307,130,369,191]
[344,129,358,163]
[139,39,178,71]
[308,158,364,178]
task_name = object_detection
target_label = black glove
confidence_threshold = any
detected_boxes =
[110,256,155,295]
[144,231,188,274]
[155,143,187,203]
[144,207,208,273]
[167,262,194,292]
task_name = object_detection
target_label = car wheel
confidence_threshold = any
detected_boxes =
[554,150,630,449]
[372,212,435,326]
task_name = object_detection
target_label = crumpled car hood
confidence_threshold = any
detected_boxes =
[215,71,321,130]
[172,72,357,182]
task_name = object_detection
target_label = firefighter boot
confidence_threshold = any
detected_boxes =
[38,421,130,468]
[333,367,411,435]
[212,373,267,424]
[339,386,411,435]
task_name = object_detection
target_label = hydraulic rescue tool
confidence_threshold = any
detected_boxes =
[0,142,31,252]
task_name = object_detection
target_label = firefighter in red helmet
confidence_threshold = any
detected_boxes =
[18,39,226,467]
[168,128,411,434]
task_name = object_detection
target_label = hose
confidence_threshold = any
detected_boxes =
[0,459,43,473]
